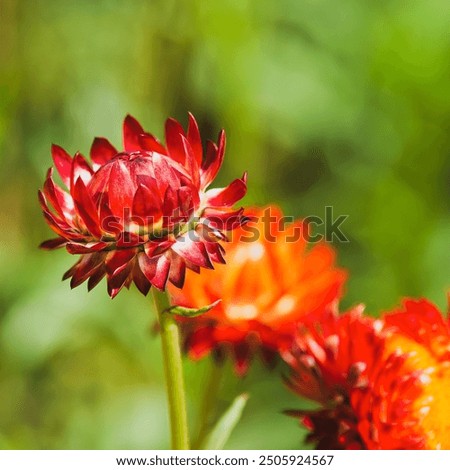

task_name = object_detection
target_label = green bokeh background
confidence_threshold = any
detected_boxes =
[0,0,448,450]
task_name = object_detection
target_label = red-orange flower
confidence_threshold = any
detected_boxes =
[284,298,450,449]
[169,206,347,374]
[39,114,247,297]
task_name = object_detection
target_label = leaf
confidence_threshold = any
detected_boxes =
[165,299,221,318]
[201,393,249,450]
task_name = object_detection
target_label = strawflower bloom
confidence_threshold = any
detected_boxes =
[39,114,247,297]
[284,298,450,449]
[170,206,347,374]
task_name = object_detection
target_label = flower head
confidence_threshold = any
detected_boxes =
[284,299,450,449]
[39,114,248,297]
[170,206,347,374]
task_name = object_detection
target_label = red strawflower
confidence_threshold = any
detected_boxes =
[169,206,347,374]
[39,114,248,298]
[284,298,450,449]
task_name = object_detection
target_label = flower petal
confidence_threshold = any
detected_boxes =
[72,178,102,238]
[165,117,186,165]
[172,237,213,269]
[187,112,203,166]
[201,130,225,187]
[71,152,93,189]
[123,114,145,152]
[203,172,247,207]
[90,137,118,170]
[51,144,72,188]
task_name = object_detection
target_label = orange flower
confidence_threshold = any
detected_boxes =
[169,205,347,374]
[284,298,450,449]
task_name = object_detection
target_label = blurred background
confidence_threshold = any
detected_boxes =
[0,0,448,450]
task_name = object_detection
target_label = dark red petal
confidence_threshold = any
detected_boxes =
[153,153,181,198]
[138,252,171,290]
[51,144,72,188]
[204,241,226,264]
[201,130,225,188]
[139,132,167,155]
[203,207,246,231]
[144,239,174,257]
[150,254,171,290]
[187,112,203,166]
[107,263,132,298]
[138,252,157,281]
[172,237,213,269]
[44,169,75,221]
[132,184,162,220]
[72,178,102,238]
[108,160,135,218]
[180,135,200,188]
[39,237,67,250]
[105,249,137,275]
[203,172,247,207]
[71,152,93,190]
[168,254,186,289]
[123,114,145,152]
[177,186,195,218]
[115,232,145,248]
[90,137,118,170]
[66,241,109,254]
[162,186,177,221]
[68,253,104,288]
[132,260,151,296]
[87,264,107,291]
[165,117,186,165]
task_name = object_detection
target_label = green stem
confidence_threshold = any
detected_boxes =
[194,360,223,449]
[152,288,190,450]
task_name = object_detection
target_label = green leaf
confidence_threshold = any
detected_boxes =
[165,299,221,317]
[201,393,249,450]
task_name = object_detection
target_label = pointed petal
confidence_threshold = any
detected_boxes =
[172,237,213,269]
[39,237,67,250]
[123,114,145,152]
[180,134,199,188]
[138,252,171,290]
[165,117,187,165]
[132,260,151,296]
[203,172,247,207]
[44,169,75,221]
[71,152,93,189]
[72,178,102,238]
[87,264,106,291]
[66,241,109,254]
[168,253,186,289]
[201,130,225,188]
[187,112,203,166]
[69,253,104,288]
[105,249,136,275]
[204,241,226,264]
[150,254,171,290]
[107,263,132,298]
[90,137,118,170]
[132,184,162,220]
[51,144,72,188]
[108,160,135,218]
[139,132,167,155]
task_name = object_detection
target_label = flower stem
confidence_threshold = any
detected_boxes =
[152,288,190,450]
[194,360,224,449]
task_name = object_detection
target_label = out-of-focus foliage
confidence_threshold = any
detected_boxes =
[0,0,448,450]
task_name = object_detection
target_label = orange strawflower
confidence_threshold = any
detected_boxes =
[169,206,347,374]
[284,298,450,449]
